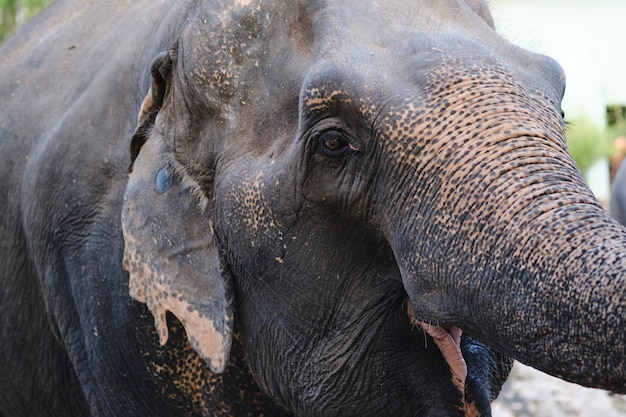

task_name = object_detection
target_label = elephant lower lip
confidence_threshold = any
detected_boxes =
[406,303,468,394]
[419,323,467,393]
[420,323,482,416]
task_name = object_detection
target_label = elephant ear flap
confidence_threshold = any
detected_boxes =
[129,51,172,174]
[121,135,232,374]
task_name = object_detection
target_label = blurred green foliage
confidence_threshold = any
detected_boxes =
[566,116,616,175]
[0,0,53,42]
[606,106,626,144]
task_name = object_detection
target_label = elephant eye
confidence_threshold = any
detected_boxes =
[319,131,353,157]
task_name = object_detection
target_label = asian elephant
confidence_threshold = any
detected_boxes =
[1,0,625,416]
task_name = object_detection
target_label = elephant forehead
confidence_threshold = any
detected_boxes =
[179,1,492,92]
[179,1,266,98]
[375,59,563,167]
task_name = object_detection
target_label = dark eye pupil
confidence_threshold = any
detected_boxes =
[319,131,352,157]
[324,137,342,151]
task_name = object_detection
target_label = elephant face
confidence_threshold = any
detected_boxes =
[122,1,626,416]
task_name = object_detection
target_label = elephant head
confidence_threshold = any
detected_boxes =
[122,0,626,416]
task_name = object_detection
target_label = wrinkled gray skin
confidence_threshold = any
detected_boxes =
[1,0,626,416]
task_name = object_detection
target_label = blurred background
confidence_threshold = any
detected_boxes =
[492,0,626,206]
[0,0,48,42]
[1,0,625,415]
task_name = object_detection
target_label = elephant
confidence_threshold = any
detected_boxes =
[1,0,625,416]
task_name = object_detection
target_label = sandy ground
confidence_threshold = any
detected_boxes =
[492,362,626,417]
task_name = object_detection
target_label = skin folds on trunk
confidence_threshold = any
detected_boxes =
[380,63,626,393]
[403,190,626,393]
[419,197,626,393]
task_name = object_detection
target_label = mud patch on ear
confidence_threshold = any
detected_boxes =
[122,135,232,373]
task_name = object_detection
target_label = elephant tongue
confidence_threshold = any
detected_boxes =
[420,323,467,393]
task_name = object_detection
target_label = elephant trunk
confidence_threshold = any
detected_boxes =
[380,79,626,393]
[397,153,626,392]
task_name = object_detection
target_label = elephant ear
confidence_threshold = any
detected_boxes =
[121,134,232,374]
[128,50,172,174]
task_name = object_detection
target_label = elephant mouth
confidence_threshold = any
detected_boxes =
[419,323,467,393]
[421,323,483,416]
[408,305,481,417]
